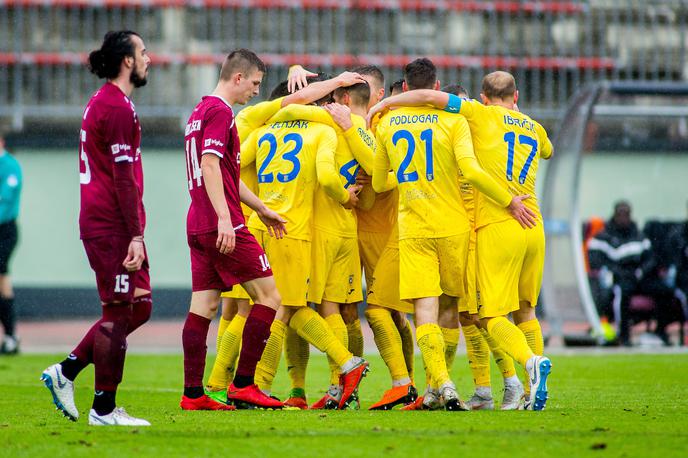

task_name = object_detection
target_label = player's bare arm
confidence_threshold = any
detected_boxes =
[287,64,318,93]
[323,103,353,130]
[200,153,235,254]
[123,236,145,272]
[238,180,287,239]
[282,71,367,107]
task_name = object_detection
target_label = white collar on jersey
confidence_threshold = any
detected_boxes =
[207,95,234,114]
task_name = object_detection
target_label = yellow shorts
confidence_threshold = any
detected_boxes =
[399,232,469,301]
[220,285,251,300]
[358,230,390,285]
[254,230,311,307]
[476,219,545,319]
[458,240,478,315]
[308,232,363,304]
[367,243,413,314]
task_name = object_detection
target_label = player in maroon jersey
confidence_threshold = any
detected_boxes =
[41,31,152,426]
[180,49,288,411]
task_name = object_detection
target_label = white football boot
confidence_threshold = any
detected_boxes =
[41,363,78,421]
[88,407,151,426]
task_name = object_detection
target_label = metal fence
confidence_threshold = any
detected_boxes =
[1,0,686,132]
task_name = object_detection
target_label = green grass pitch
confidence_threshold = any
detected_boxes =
[1,353,686,457]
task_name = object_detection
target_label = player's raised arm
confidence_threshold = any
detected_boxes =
[282,71,367,107]
[238,180,287,239]
[366,89,450,128]
[267,104,334,127]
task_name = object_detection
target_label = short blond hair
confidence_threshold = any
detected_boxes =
[481,71,516,99]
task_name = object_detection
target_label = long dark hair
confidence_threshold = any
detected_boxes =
[88,31,140,79]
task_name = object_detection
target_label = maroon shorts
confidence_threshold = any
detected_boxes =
[83,236,151,304]
[187,227,273,292]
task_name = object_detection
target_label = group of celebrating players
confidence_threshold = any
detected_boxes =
[40,29,552,426]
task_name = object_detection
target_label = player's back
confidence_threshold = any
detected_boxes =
[376,106,470,239]
[458,100,551,229]
[245,119,337,240]
[184,95,243,235]
[79,82,144,239]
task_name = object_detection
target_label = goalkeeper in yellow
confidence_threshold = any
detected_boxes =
[369,70,553,411]
[372,59,534,411]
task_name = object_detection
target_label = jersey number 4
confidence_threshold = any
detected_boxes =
[503,132,538,184]
[393,128,434,184]
[257,133,303,183]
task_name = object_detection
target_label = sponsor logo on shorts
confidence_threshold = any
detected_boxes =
[111,143,132,154]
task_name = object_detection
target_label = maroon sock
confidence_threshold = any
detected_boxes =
[129,294,153,334]
[65,295,153,380]
[182,312,211,388]
[234,304,276,387]
[94,303,133,392]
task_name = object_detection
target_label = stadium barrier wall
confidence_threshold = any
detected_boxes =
[1,0,686,132]
[10,149,688,318]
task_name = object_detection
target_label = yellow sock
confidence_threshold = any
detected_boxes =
[255,319,286,392]
[441,327,460,373]
[462,324,491,387]
[398,317,415,382]
[207,314,246,389]
[290,307,353,368]
[324,314,349,385]
[517,319,544,356]
[216,316,231,351]
[366,308,408,383]
[486,317,534,367]
[416,323,450,388]
[284,326,309,391]
[481,328,516,378]
[346,319,364,357]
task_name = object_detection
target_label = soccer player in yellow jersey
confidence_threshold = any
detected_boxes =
[264,82,376,409]
[205,72,370,403]
[372,59,534,411]
[240,87,370,410]
[368,70,553,411]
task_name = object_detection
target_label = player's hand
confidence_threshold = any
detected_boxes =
[507,195,537,229]
[324,103,353,130]
[257,207,288,239]
[356,170,372,186]
[342,184,362,209]
[216,216,236,254]
[366,101,389,129]
[287,65,318,93]
[123,237,145,272]
[335,71,367,88]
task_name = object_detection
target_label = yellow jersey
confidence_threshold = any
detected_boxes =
[373,107,474,240]
[267,105,375,237]
[445,96,552,229]
[236,97,285,218]
[241,116,338,241]
[457,168,475,227]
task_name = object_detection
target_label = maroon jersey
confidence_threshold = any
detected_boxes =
[185,95,244,235]
[79,82,145,239]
